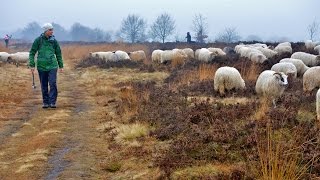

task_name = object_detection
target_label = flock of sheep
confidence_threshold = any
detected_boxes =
[0,52,29,66]
[88,40,320,120]
[1,40,320,120]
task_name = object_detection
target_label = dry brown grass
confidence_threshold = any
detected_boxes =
[257,123,309,180]
[0,64,32,119]
[114,123,149,146]
[120,86,138,113]
[171,163,244,179]
[239,62,261,82]
[198,63,217,81]
[0,44,8,52]
[254,98,270,121]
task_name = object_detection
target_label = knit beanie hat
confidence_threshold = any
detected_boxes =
[42,23,53,32]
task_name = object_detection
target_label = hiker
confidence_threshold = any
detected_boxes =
[28,23,64,109]
[4,34,11,48]
[186,32,191,43]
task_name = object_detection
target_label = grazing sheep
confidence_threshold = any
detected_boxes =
[305,40,320,50]
[160,50,174,63]
[160,50,187,64]
[114,50,130,60]
[214,66,245,95]
[249,52,268,63]
[7,52,29,67]
[317,88,320,121]
[198,48,216,62]
[303,66,320,92]
[151,49,163,63]
[182,48,194,59]
[208,47,226,56]
[223,46,235,55]
[255,70,288,107]
[0,52,10,63]
[314,45,320,55]
[250,43,268,48]
[128,50,146,62]
[255,47,278,58]
[274,42,292,55]
[279,58,310,76]
[291,52,320,66]
[89,52,118,62]
[195,49,201,60]
[271,62,297,78]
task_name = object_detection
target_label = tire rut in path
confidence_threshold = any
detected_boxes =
[44,71,99,179]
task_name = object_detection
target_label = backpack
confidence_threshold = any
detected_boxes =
[38,35,57,51]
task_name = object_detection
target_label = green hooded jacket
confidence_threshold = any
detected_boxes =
[29,34,63,71]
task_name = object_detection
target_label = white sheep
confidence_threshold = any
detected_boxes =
[89,52,118,62]
[8,52,29,67]
[182,48,195,59]
[198,48,216,62]
[160,50,187,64]
[214,66,245,95]
[271,62,297,78]
[255,47,278,58]
[208,47,226,56]
[151,50,163,63]
[250,43,268,48]
[305,40,320,50]
[291,52,320,66]
[303,66,320,92]
[314,45,320,55]
[274,42,292,55]
[255,70,288,107]
[114,50,130,60]
[249,52,268,63]
[195,49,201,60]
[0,52,10,63]
[317,88,320,121]
[279,58,310,76]
[128,50,146,62]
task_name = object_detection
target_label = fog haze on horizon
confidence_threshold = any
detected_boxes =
[1,0,319,42]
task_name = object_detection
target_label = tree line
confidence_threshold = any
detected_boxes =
[11,13,320,43]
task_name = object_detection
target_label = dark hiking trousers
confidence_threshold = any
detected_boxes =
[38,69,58,105]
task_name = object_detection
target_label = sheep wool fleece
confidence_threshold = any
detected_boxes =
[29,34,64,71]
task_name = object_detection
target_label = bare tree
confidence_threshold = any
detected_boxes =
[118,14,147,43]
[192,13,208,43]
[307,19,319,41]
[21,22,42,40]
[216,27,241,43]
[150,13,175,43]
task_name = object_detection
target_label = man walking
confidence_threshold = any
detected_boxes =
[29,23,64,109]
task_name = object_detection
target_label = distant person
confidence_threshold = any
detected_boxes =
[186,32,191,43]
[28,23,64,109]
[4,34,11,48]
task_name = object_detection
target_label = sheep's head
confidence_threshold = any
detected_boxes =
[209,52,217,61]
[7,56,12,63]
[273,72,288,87]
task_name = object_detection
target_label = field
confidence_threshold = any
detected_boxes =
[0,42,319,179]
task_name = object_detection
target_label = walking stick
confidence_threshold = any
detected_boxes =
[32,71,36,89]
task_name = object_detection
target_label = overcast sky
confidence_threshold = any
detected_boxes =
[1,0,319,42]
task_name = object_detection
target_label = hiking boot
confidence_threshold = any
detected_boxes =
[50,104,57,108]
[42,104,49,109]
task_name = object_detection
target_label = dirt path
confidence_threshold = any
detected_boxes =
[0,63,107,179]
